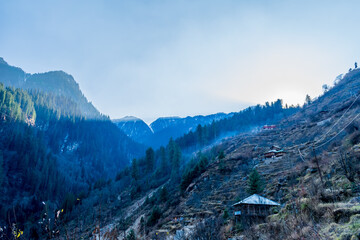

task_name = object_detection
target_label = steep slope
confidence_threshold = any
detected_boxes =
[64,68,360,240]
[161,68,360,239]
[0,58,102,119]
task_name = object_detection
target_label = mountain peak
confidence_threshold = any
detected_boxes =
[113,116,143,122]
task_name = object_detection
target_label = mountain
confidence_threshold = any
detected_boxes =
[150,113,230,133]
[113,116,153,143]
[0,57,102,119]
[0,61,145,237]
[60,68,360,239]
[113,112,234,148]
[148,113,234,148]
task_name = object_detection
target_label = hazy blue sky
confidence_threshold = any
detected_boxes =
[1,0,360,123]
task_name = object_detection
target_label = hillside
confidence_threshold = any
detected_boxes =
[1,61,359,239]
[56,68,360,240]
[0,57,102,119]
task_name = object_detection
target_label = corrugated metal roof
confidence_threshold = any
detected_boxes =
[233,194,280,206]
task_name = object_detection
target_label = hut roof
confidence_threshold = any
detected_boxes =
[233,194,280,206]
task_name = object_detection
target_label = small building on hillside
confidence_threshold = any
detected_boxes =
[264,150,286,158]
[233,194,280,225]
[262,125,276,130]
[264,146,286,159]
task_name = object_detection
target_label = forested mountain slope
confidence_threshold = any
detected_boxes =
[0,57,102,119]
[0,86,144,238]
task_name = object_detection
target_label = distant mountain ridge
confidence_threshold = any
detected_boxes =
[113,116,154,143]
[0,57,102,119]
[113,112,234,148]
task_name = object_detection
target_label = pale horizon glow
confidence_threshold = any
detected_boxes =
[1,0,360,123]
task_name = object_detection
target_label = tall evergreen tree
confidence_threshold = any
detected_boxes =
[247,169,265,195]
[168,138,181,181]
[159,146,167,175]
[131,158,138,180]
[145,147,155,173]
[305,94,312,106]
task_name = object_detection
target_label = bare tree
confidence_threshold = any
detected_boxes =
[337,151,360,184]
[189,217,223,240]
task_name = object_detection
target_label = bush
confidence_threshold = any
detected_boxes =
[180,156,209,192]
[130,183,141,200]
[189,217,223,240]
[126,229,136,240]
[159,187,168,203]
[223,208,229,220]
[61,193,76,214]
[147,206,162,227]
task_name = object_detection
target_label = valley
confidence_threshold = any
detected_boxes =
[0,58,359,240]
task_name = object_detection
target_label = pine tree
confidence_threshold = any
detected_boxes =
[145,147,155,173]
[247,169,265,195]
[218,150,225,173]
[305,94,312,106]
[172,143,181,181]
[131,158,138,180]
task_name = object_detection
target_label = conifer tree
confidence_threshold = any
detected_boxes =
[168,138,181,181]
[247,169,265,195]
[305,94,312,106]
[159,146,167,175]
[131,158,138,180]
[145,147,155,173]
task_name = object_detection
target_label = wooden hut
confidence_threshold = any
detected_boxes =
[233,194,280,225]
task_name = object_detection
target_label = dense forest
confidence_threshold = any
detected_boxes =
[176,99,300,150]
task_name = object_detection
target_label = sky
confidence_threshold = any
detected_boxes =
[1,0,360,123]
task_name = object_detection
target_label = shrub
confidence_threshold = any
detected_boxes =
[180,156,209,192]
[147,206,162,227]
[189,217,223,240]
[159,187,168,203]
[126,229,136,240]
